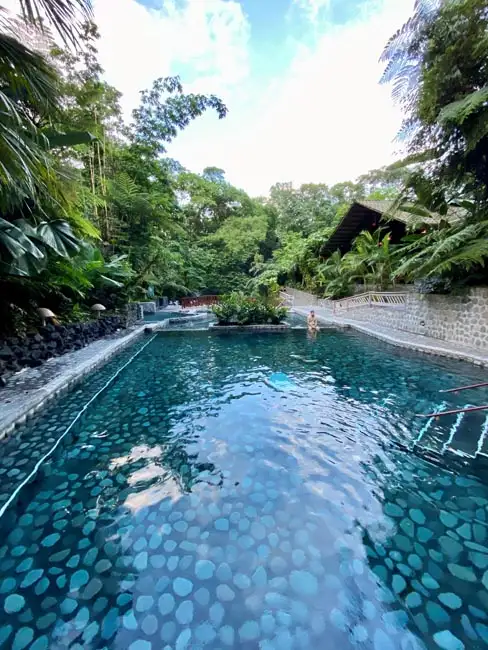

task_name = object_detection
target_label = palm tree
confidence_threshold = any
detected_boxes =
[10,1,93,47]
[380,0,441,124]
[0,0,93,274]
[0,1,93,206]
[349,229,395,290]
[317,251,353,299]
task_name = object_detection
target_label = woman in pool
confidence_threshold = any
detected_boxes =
[307,310,320,332]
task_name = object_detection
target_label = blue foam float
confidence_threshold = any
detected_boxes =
[268,372,296,391]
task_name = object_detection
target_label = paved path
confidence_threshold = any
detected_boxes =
[0,325,148,438]
[294,306,488,367]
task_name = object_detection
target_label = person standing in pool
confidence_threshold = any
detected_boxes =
[307,310,319,332]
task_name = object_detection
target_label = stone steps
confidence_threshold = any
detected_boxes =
[414,403,488,461]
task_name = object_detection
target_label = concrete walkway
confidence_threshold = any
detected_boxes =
[294,306,488,367]
[0,325,148,438]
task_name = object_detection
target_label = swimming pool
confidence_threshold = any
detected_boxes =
[1,329,488,650]
[143,311,183,323]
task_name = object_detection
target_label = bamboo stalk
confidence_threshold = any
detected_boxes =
[440,381,488,394]
[416,405,488,419]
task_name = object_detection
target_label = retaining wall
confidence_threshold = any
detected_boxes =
[0,316,125,383]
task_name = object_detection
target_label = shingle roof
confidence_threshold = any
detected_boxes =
[321,200,463,257]
[356,200,461,226]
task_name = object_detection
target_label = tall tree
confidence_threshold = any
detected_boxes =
[381,0,488,197]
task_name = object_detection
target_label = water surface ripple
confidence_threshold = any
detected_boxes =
[1,330,488,649]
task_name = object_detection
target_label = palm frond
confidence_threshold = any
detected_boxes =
[0,32,61,209]
[0,32,59,111]
[18,0,93,48]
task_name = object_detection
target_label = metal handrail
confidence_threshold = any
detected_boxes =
[331,291,407,313]
[279,291,294,307]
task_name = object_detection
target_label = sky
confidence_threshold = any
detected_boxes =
[16,0,415,196]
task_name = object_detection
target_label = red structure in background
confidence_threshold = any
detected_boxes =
[180,295,219,308]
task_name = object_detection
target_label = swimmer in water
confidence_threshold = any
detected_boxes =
[307,310,319,332]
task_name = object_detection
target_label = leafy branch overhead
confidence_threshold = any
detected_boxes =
[131,76,228,155]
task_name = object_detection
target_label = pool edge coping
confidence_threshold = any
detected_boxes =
[0,325,149,440]
[293,308,488,367]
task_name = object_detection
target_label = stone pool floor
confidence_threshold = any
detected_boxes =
[0,333,157,517]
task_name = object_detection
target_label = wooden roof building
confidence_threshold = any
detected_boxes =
[321,200,463,258]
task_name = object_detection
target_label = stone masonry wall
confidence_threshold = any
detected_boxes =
[288,286,488,352]
[0,316,126,385]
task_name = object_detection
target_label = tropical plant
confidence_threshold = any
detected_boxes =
[0,217,80,276]
[212,293,288,326]
[13,0,93,46]
[347,229,396,290]
[316,251,353,299]
[381,0,488,197]
[0,1,95,207]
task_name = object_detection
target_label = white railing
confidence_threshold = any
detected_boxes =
[279,291,295,307]
[331,291,407,313]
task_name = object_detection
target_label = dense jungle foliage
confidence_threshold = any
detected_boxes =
[254,0,488,298]
[1,0,488,336]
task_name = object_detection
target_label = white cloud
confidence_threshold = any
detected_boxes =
[292,0,332,22]
[6,0,417,197]
[93,0,250,114]
[167,0,416,195]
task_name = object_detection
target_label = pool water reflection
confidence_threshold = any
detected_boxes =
[1,330,488,649]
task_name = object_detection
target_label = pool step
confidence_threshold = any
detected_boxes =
[414,403,488,462]
[447,408,487,458]
[475,413,488,459]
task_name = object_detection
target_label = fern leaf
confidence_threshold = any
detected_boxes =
[438,87,488,126]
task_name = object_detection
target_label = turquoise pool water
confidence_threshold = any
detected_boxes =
[1,329,488,649]
[143,311,182,323]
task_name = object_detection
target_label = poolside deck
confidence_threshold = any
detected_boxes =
[294,306,488,367]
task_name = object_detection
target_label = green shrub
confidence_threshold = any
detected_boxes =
[212,293,288,325]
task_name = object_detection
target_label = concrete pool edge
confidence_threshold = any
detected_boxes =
[293,307,488,367]
[0,325,149,439]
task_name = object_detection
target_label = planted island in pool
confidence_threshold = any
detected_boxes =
[1,327,488,649]
[211,293,289,329]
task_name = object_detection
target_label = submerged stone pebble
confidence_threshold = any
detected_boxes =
[217,584,235,602]
[173,577,193,597]
[12,626,34,650]
[209,602,225,627]
[239,620,260,642]
[195,560,215,580]
[216,562,232,582]
[448,564,477,582]
[194,587,210,606]
[439,593,462,610]
[219,625,235,646]
[433,630,465,649]
[233,573,251,590]
[4,594,25,614]
[70,570,89,592]
[290,570,318,597]
[195,622,216,643]
[176,600,193,625]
